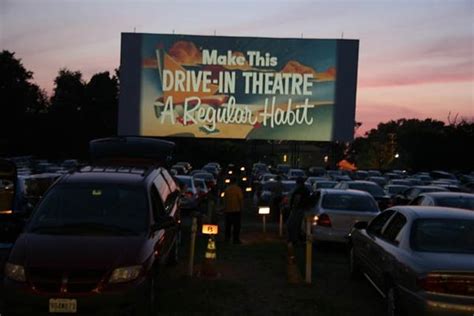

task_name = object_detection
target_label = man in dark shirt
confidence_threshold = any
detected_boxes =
[287,177,310,246]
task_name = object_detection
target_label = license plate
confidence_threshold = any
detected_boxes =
[49,298,77,313]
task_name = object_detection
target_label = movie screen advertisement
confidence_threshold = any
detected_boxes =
[119,33,359,141]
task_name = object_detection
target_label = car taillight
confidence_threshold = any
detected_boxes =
[418,274,474,296]
[185,191,194,198]
[317,214,332,227]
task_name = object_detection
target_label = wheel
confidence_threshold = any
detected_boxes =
[386,285,400,316]
[349,246,362,279]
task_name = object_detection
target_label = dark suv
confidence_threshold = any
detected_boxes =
[3,139,181,315]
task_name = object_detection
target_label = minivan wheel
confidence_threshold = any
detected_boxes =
[386,285,399,316]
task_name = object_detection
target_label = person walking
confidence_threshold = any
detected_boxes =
[287,177,311,246]
[223,177,244,244]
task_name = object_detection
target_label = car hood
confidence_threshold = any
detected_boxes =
[9,233,148,270]
[412,252,474,273]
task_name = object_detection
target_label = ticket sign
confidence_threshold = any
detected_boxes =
[259,206,270,215]
[202,224,219,235]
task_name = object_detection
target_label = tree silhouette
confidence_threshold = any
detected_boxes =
[0,50,48,154]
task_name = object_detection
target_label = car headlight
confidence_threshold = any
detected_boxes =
[5,263,26,282]
[109,265,142,283]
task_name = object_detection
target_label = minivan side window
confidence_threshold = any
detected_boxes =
[367,210,395,236]
[381,213,407,245]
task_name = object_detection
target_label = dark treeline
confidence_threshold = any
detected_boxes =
[0,50,472,171]
[0,51,118,159]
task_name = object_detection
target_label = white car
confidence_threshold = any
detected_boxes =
[307,189,380,243]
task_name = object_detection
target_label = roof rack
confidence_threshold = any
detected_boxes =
[78,165,155,176]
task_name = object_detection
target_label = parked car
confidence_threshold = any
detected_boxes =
[312,180,338,190]
[193,172,217,190]
[410,192,474,211]
[395,185,449,205]
[175,175,201,211]
[384,184,410,199]
[335,180,391,210]
[307,189,380,243]
[3,137,181,315]
[349,206,474,316]
[308,167,326,177]
[287,168,306,181]
[367,176,388,187]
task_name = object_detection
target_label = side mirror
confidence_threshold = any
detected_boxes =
[151,216,176,231]
[353,221,368,230]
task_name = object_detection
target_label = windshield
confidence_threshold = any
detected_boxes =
[322,194,379,212]
[195,179,206,190]
[349,183,385,197]
[316,182,336,189]
[194,173,214,181]
[411,219,474,254]
[176,176,193,187]
[290,170,305,177]
[28,184,148,235]
[434,196,474,210]
[386,185,409,194]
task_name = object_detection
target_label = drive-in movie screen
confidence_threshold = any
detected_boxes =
[1,1,473,315]
[119,33,358,141]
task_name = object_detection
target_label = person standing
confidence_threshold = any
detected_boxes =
[223,177,244,244]
[287,177,311,246]
[270,176,284,221]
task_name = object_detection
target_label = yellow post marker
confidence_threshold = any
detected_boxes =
[188,216,198,276]
[258,206,270,233]
[305,214,313,284]
[200,224,219,278]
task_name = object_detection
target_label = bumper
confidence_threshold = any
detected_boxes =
[3,276,150,315]
[311,226,348,243]
[398,285,474,316]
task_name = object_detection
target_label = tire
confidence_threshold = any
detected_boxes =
[386,284,400,316]
[349,246,362,279]
[135,273,157,316]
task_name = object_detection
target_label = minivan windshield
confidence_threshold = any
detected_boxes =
[28,184,148,235]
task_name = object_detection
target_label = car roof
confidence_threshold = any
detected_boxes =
[419,192,474,198]
[320,188,372,196]
[390,205,474,220]
[346,180,379,185]
[59,166,160,187]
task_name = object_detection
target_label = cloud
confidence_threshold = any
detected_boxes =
[281,61,335,81]
[168,41,202,65]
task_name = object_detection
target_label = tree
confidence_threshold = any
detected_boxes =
[83,71,119,138]
[0,50,48,154]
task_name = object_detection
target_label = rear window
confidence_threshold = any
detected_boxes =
[194,173,214,181]
[434,197,474,210]
[322,193,379,212]
[411,219,474,254]
[175,176,193,187]
[349,183,385,197]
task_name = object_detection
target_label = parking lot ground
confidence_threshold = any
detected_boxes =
[157,206,386,316]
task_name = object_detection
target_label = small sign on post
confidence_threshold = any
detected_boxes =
[258,206,270,233]
[202,224,218,235]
